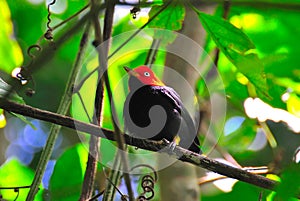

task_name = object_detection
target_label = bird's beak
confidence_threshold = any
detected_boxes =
[124,66,131,73]
[124,66,138,77]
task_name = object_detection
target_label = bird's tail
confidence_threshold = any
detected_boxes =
[178,107,202,154]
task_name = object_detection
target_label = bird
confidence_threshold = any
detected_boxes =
[123,65,202,154]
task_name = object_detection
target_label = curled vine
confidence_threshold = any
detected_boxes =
[129,164,158,200]
[44,0,57,40]
[12,44,41,96]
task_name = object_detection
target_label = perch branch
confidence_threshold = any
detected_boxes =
[1,99,278,191]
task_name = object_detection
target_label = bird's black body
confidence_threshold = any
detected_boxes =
[124,85,182,142]
[124,74,201,154]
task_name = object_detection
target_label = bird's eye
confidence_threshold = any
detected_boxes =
[144,72,150,77]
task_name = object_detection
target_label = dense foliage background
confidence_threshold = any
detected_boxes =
[0,0,299,200]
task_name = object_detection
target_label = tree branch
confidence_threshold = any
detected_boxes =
[98,0,134,201]
[78,0,103,199]
[1,99,278,191]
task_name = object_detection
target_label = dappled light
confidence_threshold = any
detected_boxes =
[0,0,299,201]
[244,97,300,133]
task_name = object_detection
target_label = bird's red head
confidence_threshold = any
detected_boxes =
[124,66,165,87]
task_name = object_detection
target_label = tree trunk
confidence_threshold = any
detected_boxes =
[158,4,215,201]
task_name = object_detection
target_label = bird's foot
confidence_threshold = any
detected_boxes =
[162,138,177,154]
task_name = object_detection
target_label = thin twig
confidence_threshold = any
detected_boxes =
[79,0,102,200]
[198,166,269,185]
[258,191,263,201]
[1,99,279,191]
[52,4,90,30]
[100,0,134,200]
[76,91,92,123]
[102,154,123,201]
[79,135,100,200]
[144,39,161,67]
[73,0,172,101]
[0,185,32,190]
[88,189,105,201]
[206,0,230,78]
[108,0,172,60]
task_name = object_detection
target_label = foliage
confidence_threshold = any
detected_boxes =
[0,0,23,73]
[0,0,300,201]
[49,144,88,200]
[198,11,269,98]
[0,158,43,200]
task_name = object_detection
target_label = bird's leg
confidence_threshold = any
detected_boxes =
[131,135,140,150]
[162,138,177,154]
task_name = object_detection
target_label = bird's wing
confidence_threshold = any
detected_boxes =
[152,86,182,112]
[154,86,202,154]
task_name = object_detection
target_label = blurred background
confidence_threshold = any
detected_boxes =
[0,0,300,200]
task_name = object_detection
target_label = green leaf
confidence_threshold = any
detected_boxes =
[228,50,268,98]
[49,144,88,201]
[0,0,23,73]
[9,112,37,129]
[147,1,184,45]
[198,12,255,54]
[274,164,300,200]
[148,1,185,31]
[197,12,269,98]
[0,77,24,103]
[0,158,43,201]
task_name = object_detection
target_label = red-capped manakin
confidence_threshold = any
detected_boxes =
[123,66,202,154]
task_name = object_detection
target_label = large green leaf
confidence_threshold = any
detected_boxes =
[228,7,300,82]
[148,1,185,31]
[147,1,185,45]
[0,0,23,73]
[0,158,43,201]
[197,12,269,98]
[273,164,300,200]
[49,144,88,201]
[199,13,255,54]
